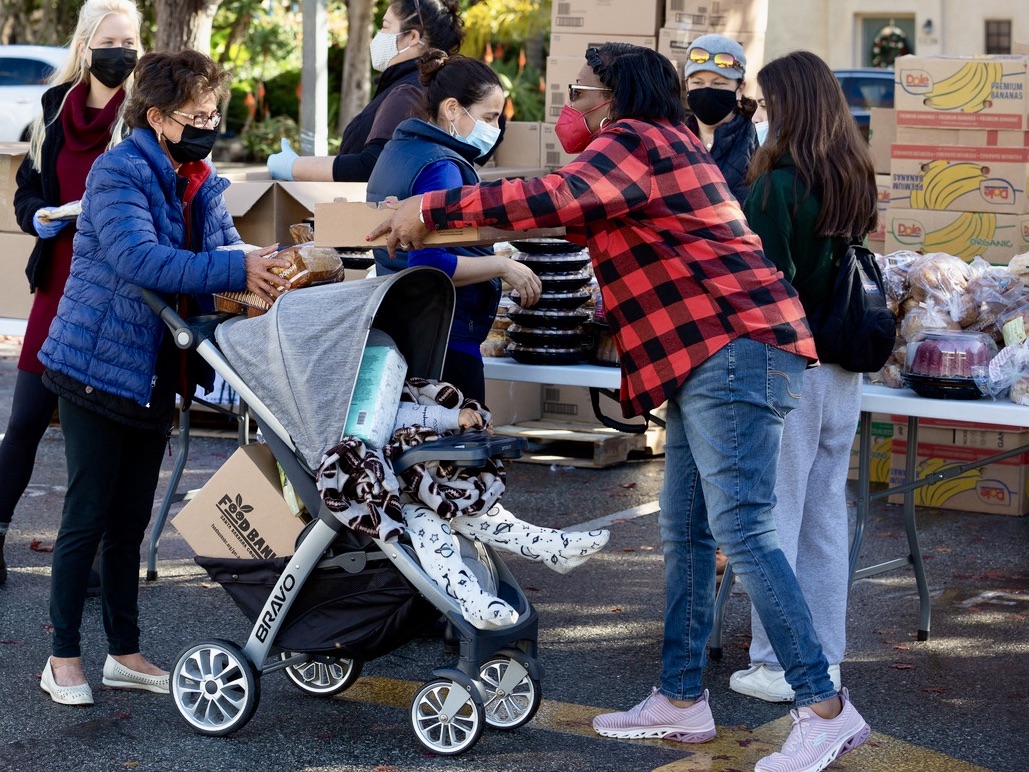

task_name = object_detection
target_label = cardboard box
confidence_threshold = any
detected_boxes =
[544,56,586,123]
[551,0,663,38]
[884,208,1029,264]
[868,174,891,243]
[868,108,895,175]
[493,121,543,168]
[549,31,657,60]
[478,166,549,182]
[889,144,1029,214]
[172,443,305,558]
[484,379,542,426]
[0,142,28,233]
[658,28,764,81]
[221,178,368,246]
[539,123,579,169]
[895,127,1029,148]
[888,431,1029,515]
[313,200,483,248]
[0,232,35,319]
[847,412,893,484]
[893,55,1029,131]
[663,0,768,34]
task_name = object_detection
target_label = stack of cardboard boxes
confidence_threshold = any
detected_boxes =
[873,54,1029,264]
[658,0,766,86]
[0,143,34,320]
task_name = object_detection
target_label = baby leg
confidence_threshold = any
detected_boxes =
[402,503,519,630]
[452,503,610,575]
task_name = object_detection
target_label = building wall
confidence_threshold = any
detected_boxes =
[765,0,1028,70]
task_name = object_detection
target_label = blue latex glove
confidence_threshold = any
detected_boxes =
[267,138,298,181]
[33,210,70,239]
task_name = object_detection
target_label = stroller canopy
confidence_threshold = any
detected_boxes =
[215,267,456,469]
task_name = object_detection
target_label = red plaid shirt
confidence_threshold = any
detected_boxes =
[422,118,817,417]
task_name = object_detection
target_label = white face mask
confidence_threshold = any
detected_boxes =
[460,107,501,159]
[755,120,769,145]
[370,30,416,72]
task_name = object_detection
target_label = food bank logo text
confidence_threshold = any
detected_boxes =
[217,493,276,559]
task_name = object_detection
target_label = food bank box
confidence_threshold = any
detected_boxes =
[888,427,1029,515]
[549,32,656,60]
[893,55,1029,131]
[0,232,36,319]
[868,175,891,250]
[0,142,28,233]
[889,144,1029,214]
[551,0,663,38]
[221,177,368,246]
[884,208,1029,264]
[172,443,306,558]
[664,0,768,34]
[544,56,586,123]
[895,126,1029,148]
[492,121,543,169]
[540,123,579,169]
[848,413,893,484]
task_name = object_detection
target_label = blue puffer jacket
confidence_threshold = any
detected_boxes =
[39,128,247,407]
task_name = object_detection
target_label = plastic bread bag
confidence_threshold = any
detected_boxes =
[982,339,1029,402]
[900,296,959,343]
[880,250,921,303]
[904,252,971,303]
[1008,251,1029,288]
[965,274,1028,342]
[272,242,344,288]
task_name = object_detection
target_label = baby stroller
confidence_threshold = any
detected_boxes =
[144,267,539,755]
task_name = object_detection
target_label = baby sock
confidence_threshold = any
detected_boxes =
[402,504,519,630]
[452,504,611,575]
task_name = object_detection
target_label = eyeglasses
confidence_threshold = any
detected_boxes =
[568,84,612,103]
[687,47,743,71]
[171,109,221,129]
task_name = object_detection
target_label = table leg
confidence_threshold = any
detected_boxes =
[903,416,932,641]
[708,563,735,660]
[848,412,872,586]
[146,402,192,581]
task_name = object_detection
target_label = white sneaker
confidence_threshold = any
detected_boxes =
[729,663,841,703]
[755,687,870,771]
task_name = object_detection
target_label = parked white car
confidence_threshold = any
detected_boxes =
[0,45,69,142]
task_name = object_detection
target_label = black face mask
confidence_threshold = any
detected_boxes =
[686,87,738,126]
[89,47,137,89]
[166,124,217,164]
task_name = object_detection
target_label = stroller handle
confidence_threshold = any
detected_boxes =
[140,288,194,350]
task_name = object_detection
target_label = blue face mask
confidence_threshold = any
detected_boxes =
[755,120,769,145]
[461,107,501,160]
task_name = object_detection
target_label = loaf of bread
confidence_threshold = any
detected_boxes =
[289,222,315,245]
[272,243,344,288]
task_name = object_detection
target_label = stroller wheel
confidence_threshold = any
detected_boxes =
[479,655,541,730]
[410,677,485,755]
[171,639,260,736]
[280,652,362,696]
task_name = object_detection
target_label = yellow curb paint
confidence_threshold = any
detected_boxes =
[340,677,988,771]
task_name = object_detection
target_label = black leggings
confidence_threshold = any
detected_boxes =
[0,370,57,525]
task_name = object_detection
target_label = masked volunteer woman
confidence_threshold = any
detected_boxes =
[682,33,759,203]
[365,49,540,402]
[36,49,290,707]
[369,43,872,772]
[2,0,141,586]
[267,0,466,182]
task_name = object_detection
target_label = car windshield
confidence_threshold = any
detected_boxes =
[838,75,894,110]
[0,56,57,86]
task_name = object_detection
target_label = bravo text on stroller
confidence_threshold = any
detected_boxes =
[216,492,277,559]
[256,573,296,642]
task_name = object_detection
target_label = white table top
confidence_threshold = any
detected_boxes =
[483,358,1029,429]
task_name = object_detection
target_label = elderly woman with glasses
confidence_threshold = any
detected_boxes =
[369,42,871,772]
[36,49,289,708]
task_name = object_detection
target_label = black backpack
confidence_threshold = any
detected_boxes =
[806,240,896,373]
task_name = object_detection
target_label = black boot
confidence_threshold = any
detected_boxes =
[0,533,7,585]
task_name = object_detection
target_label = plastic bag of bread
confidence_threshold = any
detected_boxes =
[982,340,1029,401]
[289,222,315,245]
[272,242,344,289]
[868,361,904,389]
[480,330,508,357]
[1008,251,1029,288]
[904,252,971,302]
[965,275,1027,342]
[997,302,1029,348]
[880,250,920,303]
[900,297,958,342]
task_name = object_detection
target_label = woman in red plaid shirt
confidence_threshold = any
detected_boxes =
[370,43,869,771]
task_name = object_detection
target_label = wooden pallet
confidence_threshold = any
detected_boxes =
[492,419,665,468]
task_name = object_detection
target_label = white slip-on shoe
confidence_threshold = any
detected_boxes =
[730,664,842,703]
[40,658,94,706]
[102,655,170,694]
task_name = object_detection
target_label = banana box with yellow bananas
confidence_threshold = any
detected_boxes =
[890,144,1029,215]
[884,208,1029,264]
[893,54,1029,130]
[888,425,1029,515]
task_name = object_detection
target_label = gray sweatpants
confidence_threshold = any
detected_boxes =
[747,363,862,668]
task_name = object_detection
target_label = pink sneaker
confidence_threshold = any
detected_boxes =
[592,688,716,742]
[755,688,871,772]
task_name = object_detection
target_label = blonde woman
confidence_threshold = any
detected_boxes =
[2,0,142,588]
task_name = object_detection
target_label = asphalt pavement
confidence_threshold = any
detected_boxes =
[0,333,1027,772]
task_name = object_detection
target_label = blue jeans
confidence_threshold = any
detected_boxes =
[657,338,837,708]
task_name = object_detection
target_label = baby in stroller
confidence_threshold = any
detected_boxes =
[316,332,610,631]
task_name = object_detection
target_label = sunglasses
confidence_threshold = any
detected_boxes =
[687,47,743,70]
[171,109,221,129]
[407,0,424,31]
[568,83,612,103]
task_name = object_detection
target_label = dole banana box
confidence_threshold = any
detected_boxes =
[893,55,1029,130]
[868,175,891,246]
[884,208,1029,264]
[846,413,893,484]
[889,144,1029,214]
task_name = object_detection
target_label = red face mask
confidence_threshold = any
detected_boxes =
[554,99,612,154]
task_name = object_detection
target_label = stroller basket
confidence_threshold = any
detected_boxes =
[196,555,439,659]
